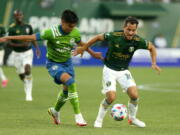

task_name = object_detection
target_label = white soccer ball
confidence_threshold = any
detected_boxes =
[111,104,128,121]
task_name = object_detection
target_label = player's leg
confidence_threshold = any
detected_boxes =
[117,70,145,127]
[94,66,117,128]
[24,64,33,101]
[47,60,86,126]
[127,86,146,127]
[22,50,33,101]
[48,85,68,124]
[54,85,68,112]
[60,73,87,126]
[94,91,116,128]
[0,49,8,87]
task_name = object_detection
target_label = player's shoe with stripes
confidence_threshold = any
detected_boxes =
[128,118,146,128]
[48,107,60,125]
[75,113,87,126]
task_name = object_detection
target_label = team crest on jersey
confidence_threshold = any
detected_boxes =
[115,44,119,48]
[52,65,58,70]
[26,28,30,34]
[70,38,75,44]
[128,47,134,53]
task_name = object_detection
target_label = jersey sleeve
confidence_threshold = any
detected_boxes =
[137,37,150,49]
[74,28,81,43]
[37,28,53,40]
[104,32,113,41]
[28,25,33,35]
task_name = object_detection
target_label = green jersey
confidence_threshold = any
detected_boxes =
[8,23,33,52]
[0,26,6,50]
[104,31,149,71]
[38,25,81,63]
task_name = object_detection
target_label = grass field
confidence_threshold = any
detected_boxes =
[0,66,180,135]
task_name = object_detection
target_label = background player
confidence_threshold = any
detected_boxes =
[0,25,8,87]
[7,10,40,101]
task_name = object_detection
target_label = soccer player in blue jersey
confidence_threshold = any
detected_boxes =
[74,16,161,128]
[0,9,103,126]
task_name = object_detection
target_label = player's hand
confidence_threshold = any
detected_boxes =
[73,47,86,57]
[0,37,8,42]
[36,49,41,59]
[91,52,104,60]
[151,64,161,75]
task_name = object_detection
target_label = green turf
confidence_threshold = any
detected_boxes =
[0,66,180,135]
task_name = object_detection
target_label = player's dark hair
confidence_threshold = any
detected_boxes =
[124,16,139,27]
[61,9,78,24]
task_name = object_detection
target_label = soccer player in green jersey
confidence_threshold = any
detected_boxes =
[7,10,40,101]
[74,16,161,128]
[0,9,102,126]
[0,26,8,87]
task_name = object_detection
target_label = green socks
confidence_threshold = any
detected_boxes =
[54,83,80,114]
[55,90,68,112]
[68,83,80,114]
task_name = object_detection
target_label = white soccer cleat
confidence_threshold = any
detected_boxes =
[128,118,146,128]
[26,97,33,101]
[26,95,33,101]
[75,113,87,126]
[48,107,60,125]
[94,119,103,128]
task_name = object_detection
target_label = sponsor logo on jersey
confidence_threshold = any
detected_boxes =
[70,38,75,44]
[52,65,58,70]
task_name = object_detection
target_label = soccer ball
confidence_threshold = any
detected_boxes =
[111,104,128,121]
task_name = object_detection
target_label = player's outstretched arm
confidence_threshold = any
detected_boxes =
[0,34,36,42]
[148,42,162,75]
[74,34,104,56]
[76,41,104,60]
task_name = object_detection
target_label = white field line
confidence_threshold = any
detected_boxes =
[138,83,180,93]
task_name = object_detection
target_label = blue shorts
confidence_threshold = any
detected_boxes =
[46,59,75,85]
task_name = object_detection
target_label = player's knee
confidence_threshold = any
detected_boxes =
[25,64,31,75]
[130,94,138,100]
[19,74,25,81]
[55,72,74,85]
[106,91,116,104]
[64,77,75,86]
[107,95,116,104]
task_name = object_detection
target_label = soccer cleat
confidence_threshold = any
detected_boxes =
[94,119,103,128]
[75,113,87,126]
[48,107,60,125]
[26,96,33,101]
[128,118,146,128]
[2,80,8,87]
